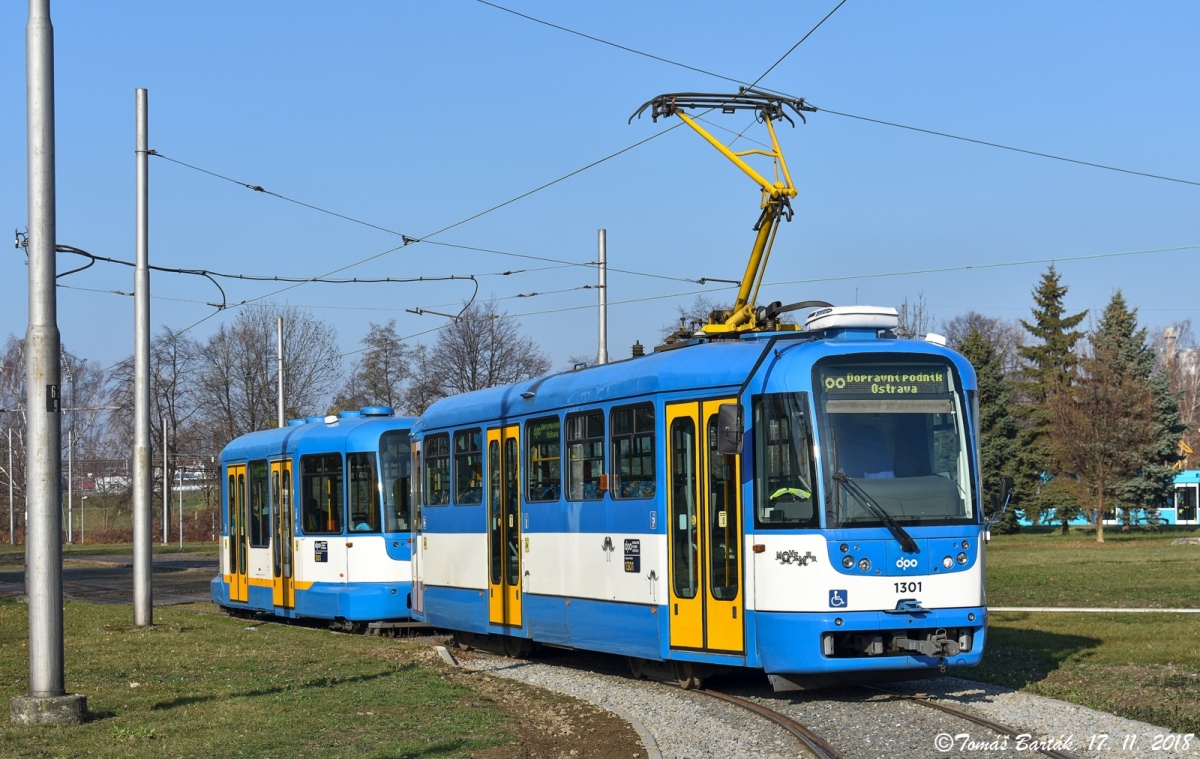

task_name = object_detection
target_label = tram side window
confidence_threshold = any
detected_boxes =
[753,394,818,528]
[380,430,411,531]
[348,452,381,532]
[708,417,741,600]
[611,404,656,499]
[424,433,451,506]
[566,410,604,501]
[527,416,561,502]
[454,429,483,505]
[301,453,344,534]
[248,460,270,547]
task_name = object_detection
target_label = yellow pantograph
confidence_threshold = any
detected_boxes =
[631,89,818,335]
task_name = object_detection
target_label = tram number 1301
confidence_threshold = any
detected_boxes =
[894,581,923,593]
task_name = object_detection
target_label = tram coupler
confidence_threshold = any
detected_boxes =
[891,629,961,658]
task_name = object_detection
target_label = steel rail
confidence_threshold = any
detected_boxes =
[865,686,1080,759]
[697,689,844,759]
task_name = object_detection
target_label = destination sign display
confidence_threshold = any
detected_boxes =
[819,364,950,396]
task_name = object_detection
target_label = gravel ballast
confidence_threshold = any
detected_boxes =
[454,647,1197,759]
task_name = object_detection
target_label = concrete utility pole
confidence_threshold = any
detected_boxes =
[597,229,609,366]
[11,0,87,725]
[132,88,153,627]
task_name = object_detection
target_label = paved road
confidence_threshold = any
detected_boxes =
[0,553,218,606]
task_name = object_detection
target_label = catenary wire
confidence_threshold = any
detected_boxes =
[474,1,1200,188]
[746,0,847,89]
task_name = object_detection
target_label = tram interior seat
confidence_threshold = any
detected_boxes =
[459,487,482,504]
[619,479,656,499]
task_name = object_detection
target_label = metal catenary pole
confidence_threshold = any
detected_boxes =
[8,427,13,545]
[24,0,64,701]
[277,316,284,428]
[597,229,609,365]
[14,0,86,724]
[132,88,153,627]
[162,418,168,545]
[66,428,71,543]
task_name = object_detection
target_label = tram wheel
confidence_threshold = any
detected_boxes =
[503,635,532,659]
[674,661,703,690]
[451,631,474,650]
[628,657,646,680]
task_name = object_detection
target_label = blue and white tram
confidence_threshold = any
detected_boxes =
[211,407,416,627]
[409,307,986,688]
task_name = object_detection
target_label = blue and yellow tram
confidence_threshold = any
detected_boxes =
[211,407,416,627]
[410,307,986,689]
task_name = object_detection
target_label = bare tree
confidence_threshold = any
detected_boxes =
[660,295,730,342]
[404,299,551,414]
[895,293,934,339]
[198,304,343,441]
[0,336,27,538]
[0,336,109,541]
[108,326,210,497]
[332,320,411,413]
[942,311,1025,378]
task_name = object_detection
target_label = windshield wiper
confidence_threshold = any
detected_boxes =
[832,472,919,554]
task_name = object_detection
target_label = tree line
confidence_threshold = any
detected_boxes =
[934,267,1190,541]
[0,298,550,542]
[0,270,1191,544]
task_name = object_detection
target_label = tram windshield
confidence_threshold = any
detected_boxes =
[813,359,975,527]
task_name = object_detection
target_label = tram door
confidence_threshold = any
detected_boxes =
[411,440,424,615]
[487,425,522,627]
[665,400,744,653]
[226,464,249,603]
[271,459,294,609]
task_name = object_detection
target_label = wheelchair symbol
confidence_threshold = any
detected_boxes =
[829,590,847,608]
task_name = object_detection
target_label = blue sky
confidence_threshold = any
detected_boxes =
[2,1,1197,375]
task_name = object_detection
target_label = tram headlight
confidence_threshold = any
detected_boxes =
[842,555,855,569]
[857,557,870,572]
[839,543,849,553]
[961,540,970,549]
[957,552,968,565]
[942,556,954,569]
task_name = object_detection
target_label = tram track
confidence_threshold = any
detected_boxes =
[694,688,845,759]
[862,685,1081,759]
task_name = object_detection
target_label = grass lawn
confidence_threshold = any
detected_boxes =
[975,527,1200,734]
[0,601,641,758]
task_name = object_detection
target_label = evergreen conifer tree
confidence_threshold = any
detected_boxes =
[1016,266,1087,526]
[959,328,1021,532]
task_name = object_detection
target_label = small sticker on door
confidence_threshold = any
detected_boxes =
[314,540,328,563]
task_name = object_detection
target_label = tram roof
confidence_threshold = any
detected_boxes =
[416,332,972,432]
[220,412,415,463]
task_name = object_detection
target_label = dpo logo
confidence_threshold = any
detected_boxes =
[895,558,918,570]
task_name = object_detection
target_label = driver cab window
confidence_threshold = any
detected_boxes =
[754,393,818,528]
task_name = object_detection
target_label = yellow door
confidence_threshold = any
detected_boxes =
[227,464,249,603]
[487,425,522,627]
[666,400,744,654]
[271,460,295,609]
